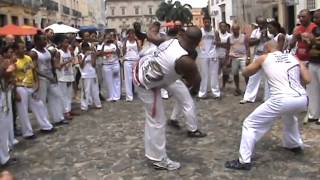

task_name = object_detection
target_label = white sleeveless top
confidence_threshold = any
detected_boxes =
[229,33,247,58]
[124,40,140,61]
[57,49,74,82]
[138,39,188,89]
[100,43,118,64]
[198,27,215,58]
[216,31,231,58]
[262,51,306,97]
[31,48,54,79]
[79,53,96,79]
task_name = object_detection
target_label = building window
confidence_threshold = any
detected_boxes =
[111,7,115,16]
[11,16,18,25]
[0,14,7,26]
[307,0,315,9]
[135,7,139,15]
[220,4,226,22]
[121,7,125,15]
[149,6,153,14]
[216,0,219,4]
[24,18,29,25]
[211,0,214,5]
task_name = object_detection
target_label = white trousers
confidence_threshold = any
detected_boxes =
[95,60,106,96]
[198,58,221,98]
[102,62,121,101]
[0,90,12,165]
[239,95,307,163]
[243,55,270,102]
[136,86,167,161]
[58,82,73,113]
[166,80,198,132]
[307,63,320,120]
[124,61,137,101]
[0,110,10,165]
[38,79,65,123]
[81,78,102,110]
[16,87,53,137]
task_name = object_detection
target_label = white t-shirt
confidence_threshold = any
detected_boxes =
[198,27,215,58]
[97,43,119,64]
[79,53,96,78]
[57,49,74,82]
[262,51,306,97]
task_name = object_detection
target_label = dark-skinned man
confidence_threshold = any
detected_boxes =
[133,26,202,170]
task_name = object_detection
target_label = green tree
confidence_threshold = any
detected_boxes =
[155,0,193,24]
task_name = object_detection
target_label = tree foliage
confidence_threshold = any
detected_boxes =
[155,0,193,24]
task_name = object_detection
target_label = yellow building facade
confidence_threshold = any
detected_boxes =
[0,0,83,28]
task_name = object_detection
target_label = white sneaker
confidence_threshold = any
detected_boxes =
[153,157,181,170]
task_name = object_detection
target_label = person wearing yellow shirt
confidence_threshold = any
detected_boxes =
[13,41,54,139]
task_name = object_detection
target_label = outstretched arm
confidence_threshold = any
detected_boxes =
[175,55,201,95]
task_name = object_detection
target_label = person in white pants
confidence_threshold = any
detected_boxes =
[307,10,320,124]
[123,29,141,101]
[134,26,202,170]
[240,16,271,104]
[0,91,10,165]
[78,42,102,111]
[13,42,54,139]
[30,34,68,125]
[1,46,18,148]
[0,55,16,166]
[198,17,218,99]
[95,36,107,100]
[225,41,311,170]
[99,34,121,102]
[57,37,75,119]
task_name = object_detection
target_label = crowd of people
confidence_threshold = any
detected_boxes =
[0,8,319,173]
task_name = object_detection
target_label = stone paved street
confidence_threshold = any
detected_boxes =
[3,88,320,180]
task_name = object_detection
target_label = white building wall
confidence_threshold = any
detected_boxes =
[106,0,160,32]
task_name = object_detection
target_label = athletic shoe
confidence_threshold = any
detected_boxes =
[187,129,207,138]
[153,157,181,170]
[167,119,181,130]
[307,118,318,123]
[225,159,251,170]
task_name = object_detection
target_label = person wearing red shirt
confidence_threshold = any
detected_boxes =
[290,9,317,61]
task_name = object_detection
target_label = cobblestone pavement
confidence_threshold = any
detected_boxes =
[2,88,320,180]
